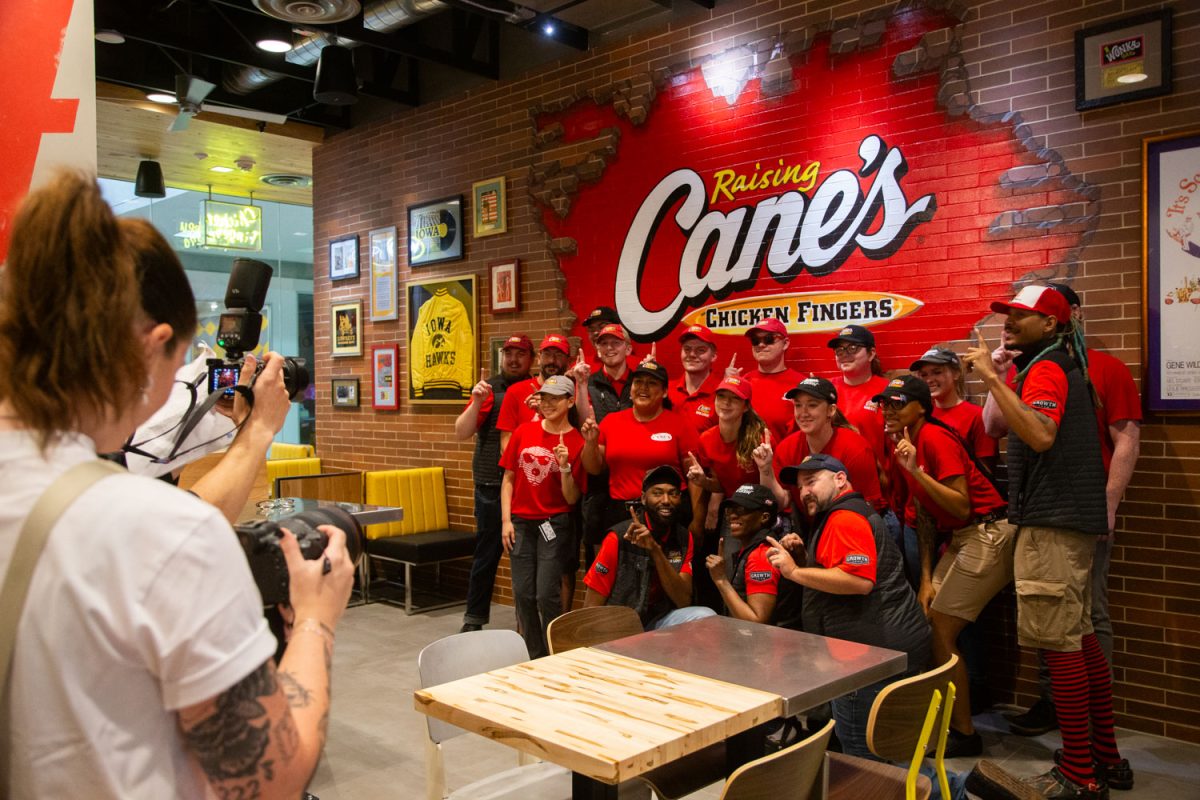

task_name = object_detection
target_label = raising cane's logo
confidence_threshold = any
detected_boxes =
[617,135,935,338]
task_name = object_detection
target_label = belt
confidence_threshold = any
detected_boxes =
[976,508,1008,525]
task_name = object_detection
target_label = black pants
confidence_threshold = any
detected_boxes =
[463,483,503,625]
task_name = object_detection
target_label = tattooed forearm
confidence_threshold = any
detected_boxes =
[277,671,313,709]
[183,660,275,781]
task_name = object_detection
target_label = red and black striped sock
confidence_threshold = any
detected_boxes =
[1082,632,1122,765]
[1044,647,1096,786]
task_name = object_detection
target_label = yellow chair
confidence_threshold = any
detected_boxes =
[269,442,316,460]
[266,457,322,498]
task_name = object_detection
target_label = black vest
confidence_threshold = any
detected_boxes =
[471,374,525,486]
[801,493,930,669]
[607,518,690,628]
[1008,345,1108,535]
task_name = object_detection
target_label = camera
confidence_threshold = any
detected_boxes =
[207,258,311,401]
[234,506,364,606]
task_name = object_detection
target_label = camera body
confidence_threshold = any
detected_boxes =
[234,506,364,606]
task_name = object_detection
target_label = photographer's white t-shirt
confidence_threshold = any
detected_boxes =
[0,431,277,798]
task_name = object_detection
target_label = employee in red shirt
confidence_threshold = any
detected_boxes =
[496,333,572,451]
[499,374,587,659]
[828,324,889,466]
[911,347,998,475]
[727,317,802,442]
[668,324,723,435]
[880,375,1011,759]
[581,305,639,374]
[705,484,781,625]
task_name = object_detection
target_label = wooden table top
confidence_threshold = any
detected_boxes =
[413,647,783,784]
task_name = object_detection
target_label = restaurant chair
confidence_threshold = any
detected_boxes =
[825,654,960,800]
[717,718,834,800]
[546,606,643,654]
[266,456,322,498]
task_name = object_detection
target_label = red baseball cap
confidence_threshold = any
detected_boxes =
[539,333,570,354]
[715,376,752,401]
[596,323,629,342]
[501,334,533,353]
[745,317,788,338]
[990,285,1071,322]
[679,324,716,347]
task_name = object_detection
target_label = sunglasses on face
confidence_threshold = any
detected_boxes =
[833,344,864,357]
[750,334,782,346]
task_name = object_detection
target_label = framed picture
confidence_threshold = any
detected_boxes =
[406,273,476,404]
[331,377,359,408]
[1142,129,1200,414]
[1075,9,1172,112]
[331,301,362,357]
[489,258,520,313]
[368,226,398,321]
[372,344,400,410]
[407,195,464,267]
[472,177,507,238]
[329,234,359,281]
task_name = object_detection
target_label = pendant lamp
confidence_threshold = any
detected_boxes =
[134,160,166,198]
[313,45,358,105]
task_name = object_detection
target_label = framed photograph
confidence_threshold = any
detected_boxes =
[407,195,464,267]
[489,258,520,313]
[372,344,400,410]
[1075,9,1172,112]
[472,177,507,238]
[329,234,358,281]
[1142,129,1200,414]
[406,273,476,404]
[331,301,362,357]
[368,226,398,321]
[331,377,359,408]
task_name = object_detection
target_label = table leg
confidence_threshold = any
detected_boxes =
[572,771,619,800]
[726,721,771,774]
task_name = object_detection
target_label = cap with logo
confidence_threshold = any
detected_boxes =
[1046,282,1081,308]
[642,464,684,492]
[872,374,933,412]
[539,333,571,354]
[909,347,959,371]
[631,360,669,385]
[746,317,788,338]
[779,452,851,485]
[785,376,837,404]
[501,334,533,353]
[585,306,620,326]
[679,324,717,347]
[536,374,575,396]
[826,324,875,349]
[596,323,630,342]
[715,375,752,401]
[719,483,779,518]
[989,284,1071,322]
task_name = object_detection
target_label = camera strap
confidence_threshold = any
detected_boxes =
[166,383,254,463]
[0,459,125,778]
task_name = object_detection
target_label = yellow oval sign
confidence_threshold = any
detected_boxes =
[680,291,923,336]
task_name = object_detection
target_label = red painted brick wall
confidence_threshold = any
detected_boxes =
[313,0,1200,741]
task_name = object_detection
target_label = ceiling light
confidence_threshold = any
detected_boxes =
[146,92,177,104]
[134,160,166,198]
[210,166,234,173]
[256,38,292,53]
[313,44,358,105]
[543,22,555,35]
[95,29,125,45]
[1116,72,1148,84]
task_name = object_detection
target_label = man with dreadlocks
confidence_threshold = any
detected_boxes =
[964,285,1126,800]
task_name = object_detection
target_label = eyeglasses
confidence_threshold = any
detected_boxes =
[833,344,864,357]
[880,398,910,412]
[750,334,782,346]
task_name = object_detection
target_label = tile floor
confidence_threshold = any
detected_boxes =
[309,603,1200,799]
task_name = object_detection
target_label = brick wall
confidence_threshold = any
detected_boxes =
[313,0,1200,741]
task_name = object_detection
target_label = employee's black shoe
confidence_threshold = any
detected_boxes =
[965,760,1046,800]
[1005,697,1058,736]
[1022,766,1108,800]
[1054,749,1135,791]
[458,623,483,633]
[942,727,983,758]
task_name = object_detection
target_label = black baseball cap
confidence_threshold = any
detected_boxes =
[872,374,933,412]
[827,324,875,349]
[909,347,960,371]
[1047,283,1081,308]
[631,360,669,386]
[585,306,620,326]
[719,484,778,519]
[642,464,683,492]
[779,453,850,485]
[785,376,838,404]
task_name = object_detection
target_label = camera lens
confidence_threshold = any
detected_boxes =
[281,357,311,401]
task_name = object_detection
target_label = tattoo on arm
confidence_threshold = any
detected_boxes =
[183,660,275,781]
[277,670,313,709]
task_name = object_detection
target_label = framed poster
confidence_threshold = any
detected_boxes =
[407,195,464,267]
[472,177,507,237]
[1075,10,1172,112]
[331,377,359,408]
[372,345,400,410]
[331,301,362,357]
[489,258,519,313]
[329,234,358,281]
[368,226,398,321]
[1143,129,1200,414]
[406,273,476,404]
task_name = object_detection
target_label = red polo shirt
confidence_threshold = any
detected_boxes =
[668,372,722,435]
[696,426,759,496]
[900,423,1006,530]
[816,502,878,583]
[496,377,541,432]
[774,426,885,512]
[598,409,699,501]
[744,368,802,443]
[932,400,998,461]
[831,374,889,466]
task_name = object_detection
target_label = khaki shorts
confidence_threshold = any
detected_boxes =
[1013,525,1095,652]
[930,519,1016,622]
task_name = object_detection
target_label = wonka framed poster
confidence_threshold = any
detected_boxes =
[405,273,476,404]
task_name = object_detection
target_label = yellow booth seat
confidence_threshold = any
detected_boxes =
[267,457,322,498]
[270,442,316,460]
[361,467,475,614]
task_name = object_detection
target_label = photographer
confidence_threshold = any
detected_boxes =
[0,171,353,799]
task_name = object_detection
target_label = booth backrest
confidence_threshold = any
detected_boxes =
[363,467,449,539]
[274,471,363,504]
[266,457,322,498]
[270,443,316,460]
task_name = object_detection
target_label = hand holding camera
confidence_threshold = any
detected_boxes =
[279,523,355,631]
